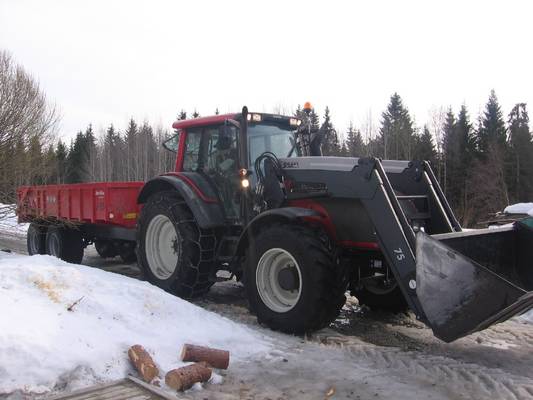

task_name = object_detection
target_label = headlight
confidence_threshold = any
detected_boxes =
[290,118,301,126]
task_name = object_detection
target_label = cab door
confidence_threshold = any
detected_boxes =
[179,124,240,220]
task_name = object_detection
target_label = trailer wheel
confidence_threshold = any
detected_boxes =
[244,223,346,334]
[45,226,84,264]
[95,240,118,258]
[119,242,137,264]
[353,280,408,312]
[27,223,46,255]
[137,191,216,298]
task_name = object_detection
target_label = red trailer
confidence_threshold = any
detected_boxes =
[17,182,144,263]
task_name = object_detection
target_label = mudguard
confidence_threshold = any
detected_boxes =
[236,207,322,256]
[137,173,224,229]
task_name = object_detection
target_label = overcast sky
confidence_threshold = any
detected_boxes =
[1,0,531,141]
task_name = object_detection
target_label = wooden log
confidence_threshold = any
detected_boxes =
[180,344,230,369]
[128,345,159,382]
[165,362,212,391]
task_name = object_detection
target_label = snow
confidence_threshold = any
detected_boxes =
[0,252,270,396]
[504,202,533,216]
[0,203,28,238]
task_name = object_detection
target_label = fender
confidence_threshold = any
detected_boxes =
[137,173,225,229]
[236,207,323,256]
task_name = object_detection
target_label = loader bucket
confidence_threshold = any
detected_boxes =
[416,220,533,342]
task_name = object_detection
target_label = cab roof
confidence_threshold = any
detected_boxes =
[171,112,298,130]
[171,113,238,130]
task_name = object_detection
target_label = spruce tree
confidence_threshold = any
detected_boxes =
[125,118,138,181]
[441,108,456,195]
[413,126,437,165]
[178,110,187,120]
[55,140,68,184]
[379,93,415,160]
[345,122,365,157]
[66,132,89,183]
[478,90,507,153]
[508,103,533,201]
[320,106,341,156]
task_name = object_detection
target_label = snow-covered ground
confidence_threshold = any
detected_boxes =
[1,204,533,399]
[0,204,28,239]
[504,203,533,216]
[0,252,271,397]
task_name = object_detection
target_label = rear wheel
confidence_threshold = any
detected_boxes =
[27,223,46,255]
[137,191,216,298]
[244,223,346,333]
[45,225,84,264]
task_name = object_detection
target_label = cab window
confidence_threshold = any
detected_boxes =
[182,129,202,172]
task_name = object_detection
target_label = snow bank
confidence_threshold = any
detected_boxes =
[516,310,533,325]
[504,202,533,216]
[0,253,270,396]
[0,203,28,238]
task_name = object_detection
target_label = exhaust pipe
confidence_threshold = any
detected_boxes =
[416,220,533,342]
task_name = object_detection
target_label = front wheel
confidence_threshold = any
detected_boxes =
[136,191,216,298]
[244,223,346,333]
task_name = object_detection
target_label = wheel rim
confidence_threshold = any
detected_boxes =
[256,248,302,313]
[48,233,60,257]
[145,214,181,280]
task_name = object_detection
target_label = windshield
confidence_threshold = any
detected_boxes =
[248,124,296,165]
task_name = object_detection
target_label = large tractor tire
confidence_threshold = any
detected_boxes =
[244,223,346,334]
[352,279,408,312]
[136,191,216,298]
[27,222,46,255]
[45,225,84,264]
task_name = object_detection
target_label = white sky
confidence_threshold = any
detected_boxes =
[1,0,532,141]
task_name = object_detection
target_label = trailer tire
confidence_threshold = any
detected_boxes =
[95,240,118,258]
[137,191,216,298]
[353,283,408,313]
[27,223,47,255]
[244,223,346,334]
[119,242,137,264]
[45,225,84,264]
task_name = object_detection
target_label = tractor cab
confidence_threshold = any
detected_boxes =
[164,110,300,221]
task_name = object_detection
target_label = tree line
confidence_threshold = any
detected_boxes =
[1,50,532,227]
[310,91,532,226]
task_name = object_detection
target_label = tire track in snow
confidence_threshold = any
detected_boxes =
[316,336,533,400]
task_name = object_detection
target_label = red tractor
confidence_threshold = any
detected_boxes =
[18,106,533,342]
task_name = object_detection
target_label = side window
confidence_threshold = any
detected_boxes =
[204,126,238,174]
[182,129,202,172]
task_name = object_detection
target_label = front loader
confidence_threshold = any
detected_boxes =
[132,105,533,342]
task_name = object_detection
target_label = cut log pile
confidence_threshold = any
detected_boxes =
[128,343,230,392]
